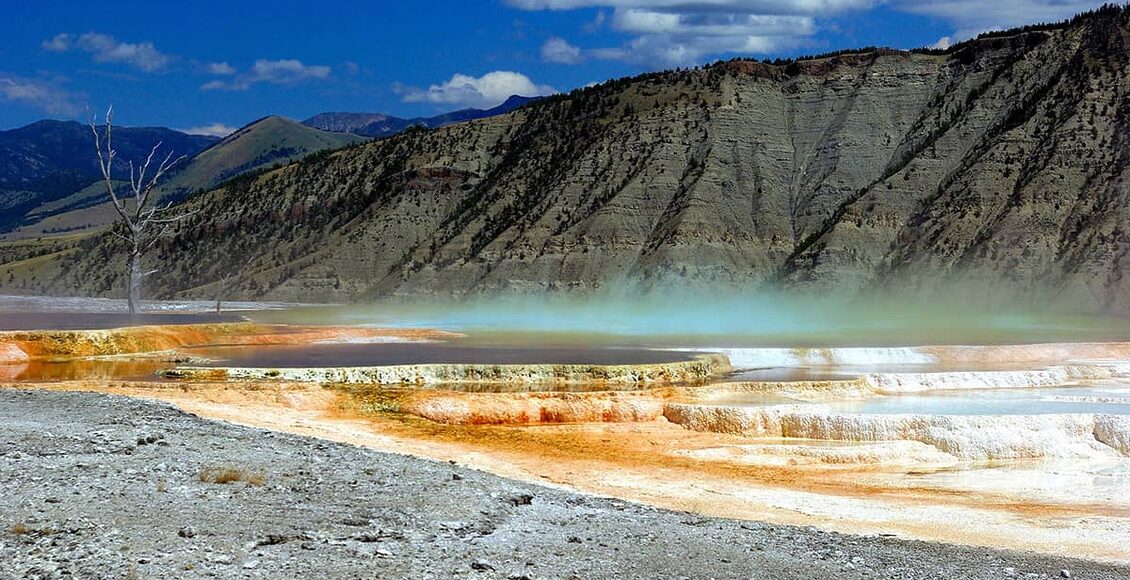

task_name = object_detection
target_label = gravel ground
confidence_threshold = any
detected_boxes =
[0,389,1126,579]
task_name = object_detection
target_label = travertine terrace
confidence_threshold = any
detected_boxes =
[4,323,1128,564]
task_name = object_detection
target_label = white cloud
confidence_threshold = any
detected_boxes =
[542,37,585,63]
[400,71,556,109]
[179,123,237,137]
[507,1,873,12]
[929,35,954,50]
[43,32,171,72]
[202,59,332,91]
[41,33,71,52]
[509,0,1111,66]
[895,0,1109,42]
[509,1,870,66]
[0,75,83,116]
[206,61,237,75]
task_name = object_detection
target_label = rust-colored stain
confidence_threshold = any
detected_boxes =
[0,323,460,363]
[2,322,1127,564]
[11,377,1126,562]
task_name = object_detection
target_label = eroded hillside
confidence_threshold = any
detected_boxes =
[5,7,1129,311]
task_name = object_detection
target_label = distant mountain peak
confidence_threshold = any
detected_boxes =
[302,112,402,134]
[302,94,541,139]
[497,94,534,108]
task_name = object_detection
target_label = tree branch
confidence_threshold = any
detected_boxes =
[91,107,132,227]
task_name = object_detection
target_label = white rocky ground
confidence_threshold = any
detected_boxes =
[1,389,1126,579]
[0,295,297,313]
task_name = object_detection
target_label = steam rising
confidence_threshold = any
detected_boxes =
[255,289,1130,347]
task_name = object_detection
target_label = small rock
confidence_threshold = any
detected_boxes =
[177,526,195,539]
[257,534,288,546]
[44,497,61,504]
[1003,567,1016,576]
[452,473,463,481]
[1060,570,1071,579]
[508,494,534,506]
[567,536,583,544]
[472,560,495,571]
[243,560,259,570]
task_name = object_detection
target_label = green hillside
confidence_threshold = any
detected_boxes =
[159,116,364,201]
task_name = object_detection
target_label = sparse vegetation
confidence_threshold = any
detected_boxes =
[198,465,266,486]
[3,5,1130,311]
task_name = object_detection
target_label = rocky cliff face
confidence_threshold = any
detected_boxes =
[6,7,1129,311]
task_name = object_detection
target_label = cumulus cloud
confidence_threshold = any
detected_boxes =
[202,59,331,91]
[400,71,556,109]
[896,0,1110,42]
[542,37,585,63]
[41,33,71,52]
[205,61,237,75]
[0,75,83,116]
[180,123,237,137]
[507,1,873,11]
[509,0,868,66]
[509,0,1111,66]
[43,32,171,72]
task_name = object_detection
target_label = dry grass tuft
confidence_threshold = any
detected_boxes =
[7,522,31,535]
[198,465,266,486]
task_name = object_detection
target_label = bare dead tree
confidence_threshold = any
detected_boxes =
[91,106,190,316]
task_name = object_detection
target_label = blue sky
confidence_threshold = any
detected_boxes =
[0,0,1113,134]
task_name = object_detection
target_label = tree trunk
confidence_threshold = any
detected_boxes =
[128,245,142,316]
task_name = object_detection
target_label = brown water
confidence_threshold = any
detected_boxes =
[0,359,172,382]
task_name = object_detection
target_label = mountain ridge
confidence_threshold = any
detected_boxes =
[158,116,363,201]
[0,121,218,232]
[0,116,361,238]
[4,5,1129,312]
[302,95,539,138]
